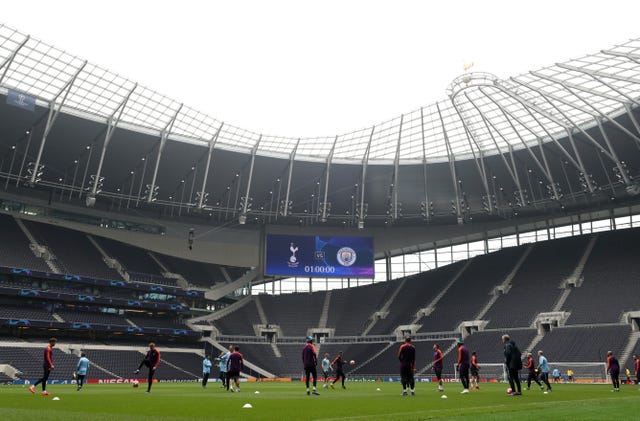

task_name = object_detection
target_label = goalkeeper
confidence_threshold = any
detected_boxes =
[524,352,543,390]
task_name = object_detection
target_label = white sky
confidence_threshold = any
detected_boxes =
[3,0,640,138]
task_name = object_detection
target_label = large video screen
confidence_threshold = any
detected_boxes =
[265,234,374,278]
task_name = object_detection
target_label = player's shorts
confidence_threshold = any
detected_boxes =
[400,366,414,379]
[433,367,442,379]
[470,368,479,377]
[227,370,240,378]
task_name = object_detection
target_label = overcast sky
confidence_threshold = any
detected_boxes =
[3,0,640,138]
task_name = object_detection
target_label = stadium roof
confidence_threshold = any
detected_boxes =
[2,24,640,165]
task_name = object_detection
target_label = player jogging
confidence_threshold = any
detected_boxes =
[321,353,331,388]
[226,345,243,392]
[607,350,620,392]
[135,342,161,394]
[218,346,232,388]
[302,336,320,395]
[432,344,444,392]
[75,352,90,391]
[331,351,347,389]
[398,337,416,396]
[470,351,480,390]
[524,352,543,391]
[30,337,56,396]
[202,355,212,389]
[537,350,552,392]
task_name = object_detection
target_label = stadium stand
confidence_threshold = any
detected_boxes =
[258,293,326,337]
[562,228,640,324]
[326,282,395,336]
[213,299,261,336]
[484,235,589,328]
[0,304,57,322]
[22,221,121,280]
[153,253,226,288]
[0,213,50,271]
[55,309,130,327]
[533,325,630,362]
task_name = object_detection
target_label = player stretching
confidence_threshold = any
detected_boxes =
[321,353,331,388]
[302,336,320,395]
[331,351,347,389]
[76,352,90,391]
[470,351,481,390]
[135,342,161,394]
[607,350,620,392]
[226,345,244,392]
[30,337,56,396]
[432,344,444,392]
[398,337,416,396]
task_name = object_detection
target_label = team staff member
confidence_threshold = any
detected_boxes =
[226,345,244,392]
[456,339,470,394]
[502,334,522,396]
[30,337,57,396]
[398,337,416,396]
[135,342,161,394]
[76,352,90,391]
[302,336,320,395]
[524,352,543,390]
[432,344,444,392]
[202,355,212,389]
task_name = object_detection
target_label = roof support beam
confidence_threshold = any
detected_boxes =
[320,135,338,223]
[197,123,223,209]
[600,48,640,65]
[90,83,137,197]
[239,134,262,224]
[146,104,183,202]
[596,118,631,185]
[436,103,462,223]
[448,101,492,211]
[30,60,87,185]
[530,71,640,147]
[624,103,640,138]
[390,115,404,221]
[282,138,301,218]
[0,35,29,86]
[555,63,640,107]
[566,129,595,193]
[419,108,434,219]
[358,127,375,228]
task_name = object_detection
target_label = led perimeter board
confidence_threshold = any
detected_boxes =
[265,234,374,278]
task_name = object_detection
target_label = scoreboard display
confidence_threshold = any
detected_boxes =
[264,234,374,278]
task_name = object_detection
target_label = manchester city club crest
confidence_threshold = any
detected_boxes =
[336,247,356,267]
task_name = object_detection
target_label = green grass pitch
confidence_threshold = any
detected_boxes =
[1,381,638,420]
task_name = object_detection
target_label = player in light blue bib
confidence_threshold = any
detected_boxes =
[76,352,90,391]
[322,353,331,388]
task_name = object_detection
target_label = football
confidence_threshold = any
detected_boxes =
[132,380,139,388]
[506,387,513,394]
[349,360,355,365]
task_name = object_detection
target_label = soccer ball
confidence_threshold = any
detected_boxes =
[506,387,513,394]
[349,360,356,365]
[132,380,139,388]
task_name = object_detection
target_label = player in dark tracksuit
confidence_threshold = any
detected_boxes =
[432,344,444,392]
[456,340,471,394]
[30,337,57,395]
[524,352,543,390]
[135,342,161,393]
[502,334,522,395]
[226,346,244,392]
[607,351,620,391]
[398,337,416,396]
[302,336,320,395]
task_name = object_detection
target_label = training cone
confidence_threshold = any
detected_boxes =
[441,395,448,399]
[242,403,253,409]
[52,397,60,401]
[254,391,260,394]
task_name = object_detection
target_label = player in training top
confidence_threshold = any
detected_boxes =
[470,351,480,390]
[302,336,320,395]
[524,352,543,391]
[135,342,161,393]
[76,352,90,391]
[537,350,552,392]
[634,354,640,384]
[202,354,212,389]
[398,337,416,396]
[432,343,444,392]
[226,345,244,392]
[321,353,331,388]
[456,339,470,394]
[331,351,347,389]
[218,346,232,388]
[607,350,620,392]
[30,337,56,396]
